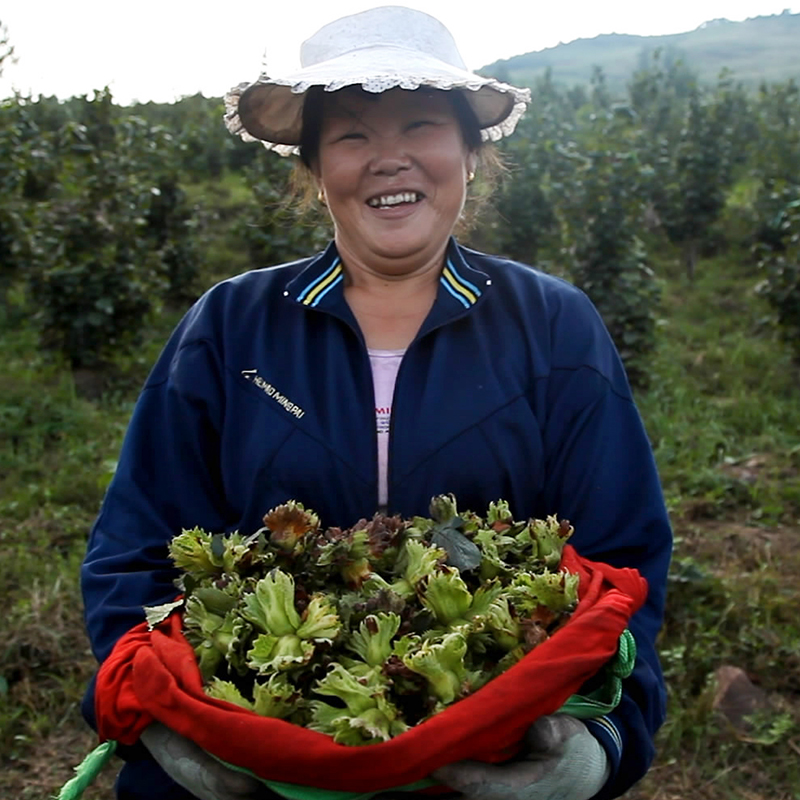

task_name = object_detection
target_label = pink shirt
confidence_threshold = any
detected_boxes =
[368,348,406,509]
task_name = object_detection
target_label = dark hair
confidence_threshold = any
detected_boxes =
[290,85,506,232]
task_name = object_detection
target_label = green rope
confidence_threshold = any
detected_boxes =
[558,629,637,719]
[55,740,117,800]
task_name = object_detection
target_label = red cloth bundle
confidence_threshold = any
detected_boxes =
[95,545,647,793]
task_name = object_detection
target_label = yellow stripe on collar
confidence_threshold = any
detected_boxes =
[302,262,343,306]
[442,264,478,305]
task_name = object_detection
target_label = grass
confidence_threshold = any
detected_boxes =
[0,310,182,798]
[639,250,800,514]
[628,243,800,799]
[0,228,799,798]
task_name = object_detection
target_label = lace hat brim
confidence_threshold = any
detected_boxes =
[224,45,530,157]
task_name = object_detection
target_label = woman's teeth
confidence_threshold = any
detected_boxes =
[367,192,422,208]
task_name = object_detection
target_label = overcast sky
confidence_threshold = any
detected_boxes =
[1,1,797,105]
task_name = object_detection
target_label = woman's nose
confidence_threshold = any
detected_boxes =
[369,139,412,176]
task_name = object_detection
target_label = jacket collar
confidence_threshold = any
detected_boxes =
[284,237,491,336]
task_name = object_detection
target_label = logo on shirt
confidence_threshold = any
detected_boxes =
[376,406,391,435]
[241,369,305,419]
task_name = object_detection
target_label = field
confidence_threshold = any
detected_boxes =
[1,232,799,799]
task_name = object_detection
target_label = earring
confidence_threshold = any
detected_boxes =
[317,189,327,206]
[467,171,476,184]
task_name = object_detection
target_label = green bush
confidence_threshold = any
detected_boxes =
[0,100,39,317]
[237,150,330,267]
[560,127,661,390]
[755,198,800,363]
[25,92,203,368]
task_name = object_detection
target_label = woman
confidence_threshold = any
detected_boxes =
[81,7,671,800]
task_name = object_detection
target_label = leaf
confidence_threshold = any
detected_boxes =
[432,524,482,572]
[211,533,225,560]
[204,678,254,710]
[144,598,183,630]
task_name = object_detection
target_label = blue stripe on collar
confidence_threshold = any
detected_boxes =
[441,256,482,306]
[305,269,343,307]
[297,258,343,306]
[440,274,471,307]
[297,258,344,308]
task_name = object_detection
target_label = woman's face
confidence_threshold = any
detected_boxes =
[313,89,477,277]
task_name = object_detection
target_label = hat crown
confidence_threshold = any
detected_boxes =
[300,6,467,71]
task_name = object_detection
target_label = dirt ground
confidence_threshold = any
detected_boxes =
[3,722,118,799]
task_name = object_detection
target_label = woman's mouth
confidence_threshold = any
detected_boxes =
[366,191,424,208]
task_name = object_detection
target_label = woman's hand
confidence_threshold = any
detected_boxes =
[140,722,274,800]
[431,715,609,800]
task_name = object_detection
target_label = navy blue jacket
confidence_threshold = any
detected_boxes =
[81,238,671,800]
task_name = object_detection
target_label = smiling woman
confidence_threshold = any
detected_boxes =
[79,6,673,800]
[296,84,500,251]
[317,89,474,269]
[309,95,466,349]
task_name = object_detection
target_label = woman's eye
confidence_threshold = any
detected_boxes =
[339,132,366,141]
[408,120,433,131]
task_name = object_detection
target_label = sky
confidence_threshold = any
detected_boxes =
[1,1,797,105]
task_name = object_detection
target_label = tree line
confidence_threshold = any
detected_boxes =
[1,39,798,387]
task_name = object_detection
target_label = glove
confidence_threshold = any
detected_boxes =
[140,722,275,800]
[431,715,610,800]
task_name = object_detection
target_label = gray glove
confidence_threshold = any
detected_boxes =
[431,715,610,800]
[140,722,274,800]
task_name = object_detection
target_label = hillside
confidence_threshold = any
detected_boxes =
[481,11,800,92]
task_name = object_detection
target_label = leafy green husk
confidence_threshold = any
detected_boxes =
[146,495,579,744]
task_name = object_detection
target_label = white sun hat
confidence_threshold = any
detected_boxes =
[224,5,531,156]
